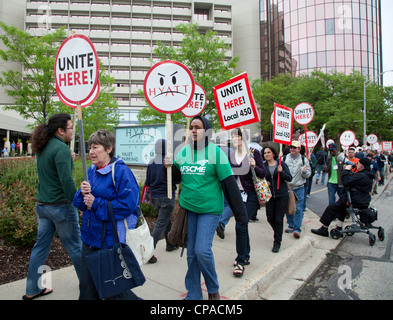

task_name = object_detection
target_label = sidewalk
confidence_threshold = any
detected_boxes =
[0,175,390,300]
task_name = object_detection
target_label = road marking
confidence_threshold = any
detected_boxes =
[310,187,327,195]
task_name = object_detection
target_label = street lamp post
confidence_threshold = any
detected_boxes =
[363,70,393,146]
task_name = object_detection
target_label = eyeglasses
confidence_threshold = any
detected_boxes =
[289,146,297,149]
[65,127,73,130]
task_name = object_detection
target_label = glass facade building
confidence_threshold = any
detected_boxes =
[260,0,382,82]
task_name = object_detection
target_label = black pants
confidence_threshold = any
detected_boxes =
[320,199,367,227]
[266,195,289,244]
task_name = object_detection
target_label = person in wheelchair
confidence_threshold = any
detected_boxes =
[311,157,374,238]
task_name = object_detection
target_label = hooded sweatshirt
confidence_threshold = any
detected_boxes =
[145,139,178,198]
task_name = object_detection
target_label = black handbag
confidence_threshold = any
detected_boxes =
[86,201,146,299]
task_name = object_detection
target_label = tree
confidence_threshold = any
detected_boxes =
[137,23,240,130]
[0,22,120,139]
[0,22,66,124]
[252,69,393,144]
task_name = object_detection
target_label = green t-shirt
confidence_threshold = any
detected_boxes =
[174,143,233,215]
[328,157,338,184]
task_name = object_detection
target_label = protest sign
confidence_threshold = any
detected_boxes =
[144,60,195,198]
[299,131,318,148]
[144,60,195,114]
[55,34,99,107]
[213,73,259,130]
[382,141,393,151]
[340,130,356,147]
[181,83,206,118]
[367,134,378,145]
[294,102,314,156]
[273,103,293,145]
[55,34,100,185]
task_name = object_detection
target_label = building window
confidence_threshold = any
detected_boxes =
[194,8,209,21]
[325,19,335,35]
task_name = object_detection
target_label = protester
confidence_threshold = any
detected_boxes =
[311,158,374,237]
[73,129,141,300]
[263,146,292,252]
[347,147,359,173]
[315,147,328,184]
[215,132,234,239]
[145,139,179,263]
[367,153,381,195]
[324,143,346,205]
[283,140,311,238]
[379,151,386,186]
[230,128,266,275]
[164,116,247,300]
[23,113,81,300]
[249,133,263,153]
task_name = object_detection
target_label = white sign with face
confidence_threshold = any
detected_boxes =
[340,130,356,147]
[144,60,195,114]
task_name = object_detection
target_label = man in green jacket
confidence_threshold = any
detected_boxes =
[23,113,81,300]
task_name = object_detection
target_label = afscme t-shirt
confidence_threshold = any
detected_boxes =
[174,143,233,215]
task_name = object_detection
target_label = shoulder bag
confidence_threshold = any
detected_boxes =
[111,161,154,267]
[250,149,272,205]
[86,201,146,299]
[285,184,299,215]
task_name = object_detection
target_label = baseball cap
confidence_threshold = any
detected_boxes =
[290,141,301,148]
[328,143,337,151]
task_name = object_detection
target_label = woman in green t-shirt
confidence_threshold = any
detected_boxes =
[165,116,247,300]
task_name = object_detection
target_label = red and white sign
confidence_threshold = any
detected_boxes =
[367,134,378,145]
[294,102,314,125]
[273,103,293,145]
[144,60,195,114]
[213,73,259,130]
[340,130,356,147]
[55,34,99,107]
[299,131,318,148]
[181,83,206,117]
[382,141,393,151]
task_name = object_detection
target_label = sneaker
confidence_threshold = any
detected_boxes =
[285,228,293,233]
[216,224,225,239]
[315,178,319,185]
[293,231,301,239]
[311,227,329,237]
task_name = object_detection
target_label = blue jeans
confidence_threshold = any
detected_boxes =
[26,203,82,296]
[286,186,305,234]
[315,165,326,184]
[151,197,175,248]
[235,191,259,264]
[218,197,232,231]
[185,211,220,300]
[327,182,344,205]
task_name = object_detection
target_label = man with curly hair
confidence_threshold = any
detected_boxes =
[23,113,82,300]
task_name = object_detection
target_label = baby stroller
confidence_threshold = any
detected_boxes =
[330,190,385,246]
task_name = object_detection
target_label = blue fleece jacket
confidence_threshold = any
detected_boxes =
[73,158,139,249]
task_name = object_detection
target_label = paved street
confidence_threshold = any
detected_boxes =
[295,175,393,300]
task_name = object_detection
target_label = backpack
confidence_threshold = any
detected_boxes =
[316,150,326,165]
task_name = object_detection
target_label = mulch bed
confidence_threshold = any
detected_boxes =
[0,216,158,286]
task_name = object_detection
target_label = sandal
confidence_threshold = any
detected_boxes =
[233,260,250,267]
[233,264,245,277]
[22,288,53,300]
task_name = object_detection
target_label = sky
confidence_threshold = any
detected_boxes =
[381,0,393,86]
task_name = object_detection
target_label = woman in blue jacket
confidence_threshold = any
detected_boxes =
[73,129,140,300]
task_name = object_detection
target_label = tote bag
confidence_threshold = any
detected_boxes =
[250,149,272,205]
[124,211,154,267]
[285,186,299,215]
[86,202,146,299]
[111,161,154,267]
